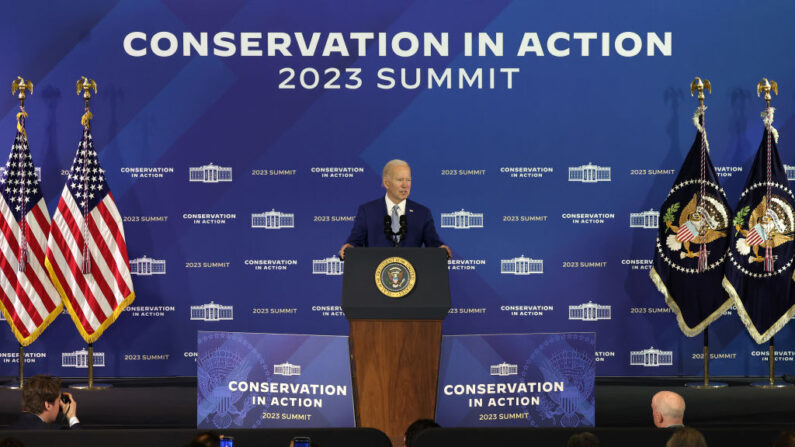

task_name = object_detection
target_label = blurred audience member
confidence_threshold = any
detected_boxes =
[184,431,221,447]
[773,431,795,447]
[666,427,707,447]
[404,418,440,447]
[566,431,600,447]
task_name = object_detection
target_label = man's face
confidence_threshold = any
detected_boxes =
[41,393,61,423]
[384,165,411,203]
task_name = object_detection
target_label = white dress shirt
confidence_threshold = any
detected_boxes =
[385,195,406,217]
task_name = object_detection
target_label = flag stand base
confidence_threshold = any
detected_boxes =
[686,382,727,389]
[685,328,727,389]
[68,343,112,390]
[70,383,111,390]
[750,381,792,389]
[751,337,792,389]
[1,344,24,390]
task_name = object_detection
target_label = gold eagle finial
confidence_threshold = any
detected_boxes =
[76,76,98,128]
[757,78,778,108]
[76,76,98,102]
[11,76,33,108]
[690,77,711,108]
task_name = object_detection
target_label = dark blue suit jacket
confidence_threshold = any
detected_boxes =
[345,198,444,248]
[10,412,81,430]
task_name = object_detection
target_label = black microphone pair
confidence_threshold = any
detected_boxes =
[384,215,407,247]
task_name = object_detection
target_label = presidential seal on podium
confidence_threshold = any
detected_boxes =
[375,257,416,298]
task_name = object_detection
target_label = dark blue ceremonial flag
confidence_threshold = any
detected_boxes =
[651,111,732,336]
[724,123,795,344]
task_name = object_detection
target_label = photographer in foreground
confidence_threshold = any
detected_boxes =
[10,375,80,430]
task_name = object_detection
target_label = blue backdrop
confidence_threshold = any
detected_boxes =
[1,0,795,377]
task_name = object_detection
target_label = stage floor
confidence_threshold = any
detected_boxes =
[1,376,794,428]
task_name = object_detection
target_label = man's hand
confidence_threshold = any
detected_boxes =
[60,392,77,420]
[441,244,452,260]
[339,243,353,260]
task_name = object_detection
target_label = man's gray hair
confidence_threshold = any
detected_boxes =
[382,159,410,179]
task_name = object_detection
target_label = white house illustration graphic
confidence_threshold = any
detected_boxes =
[313,256,344,275]
[569,301,612,321]
[62,349,105,368]
[500,256,543,275]
[630,347,673,367]
[251,210,295,229]
[568,163,611,183]
[274,362,302,376]
[129,256,166,276]
[490,362,518,376]
[630,210,659,229]
[440,209,484,229]
[190,302,234,321]
[189,163,232,183]
[784,164,795,181]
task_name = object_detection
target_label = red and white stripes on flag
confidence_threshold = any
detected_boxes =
[45,127,134,343]
[676,223,697,243]
[0,131,62,346]
[746,225,767,247]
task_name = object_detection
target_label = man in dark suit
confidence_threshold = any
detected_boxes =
[10,375,81,429]
[339,159,451,259]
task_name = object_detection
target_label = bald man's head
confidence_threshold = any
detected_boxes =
[651,391,685,428]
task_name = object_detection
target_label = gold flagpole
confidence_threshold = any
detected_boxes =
[69,77,109,391]
[750,78,790,389]
[683,77,726,389]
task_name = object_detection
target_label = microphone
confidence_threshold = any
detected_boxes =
[399,215,407,237]
[384,215,392,240]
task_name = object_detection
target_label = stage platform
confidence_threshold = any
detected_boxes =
[1,376,794,429]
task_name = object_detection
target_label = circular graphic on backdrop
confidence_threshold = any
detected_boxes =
[197,332,271,428]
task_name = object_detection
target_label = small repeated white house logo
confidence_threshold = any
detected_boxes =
[500,255,543,275]
[630,209,659,229]
[313,256,344,276]
[189,163,232,183]
[784,164,795,181]
[274,362,302,376]
[569,301,612,321]
[62,349,105,368]
[630,347,673,367]
[251,210,295,229]
[490,362,518,376]
[568,163,611,183]
[190,301,234,321]
[0,166,40,182]
[441,209,484,229]
[129,256,166,276]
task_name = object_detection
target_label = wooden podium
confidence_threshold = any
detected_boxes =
[341,248,450,447]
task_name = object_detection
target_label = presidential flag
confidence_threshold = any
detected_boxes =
[723,109,795,344]
[650,107,733,336]
[45,127,134,343]
[0,127,61,346]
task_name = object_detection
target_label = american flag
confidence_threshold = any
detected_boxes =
[0,130,61,346]
[45,127,134,343]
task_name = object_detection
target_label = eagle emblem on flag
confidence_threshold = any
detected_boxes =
[733,196,794,263]
[664,193,729,259]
